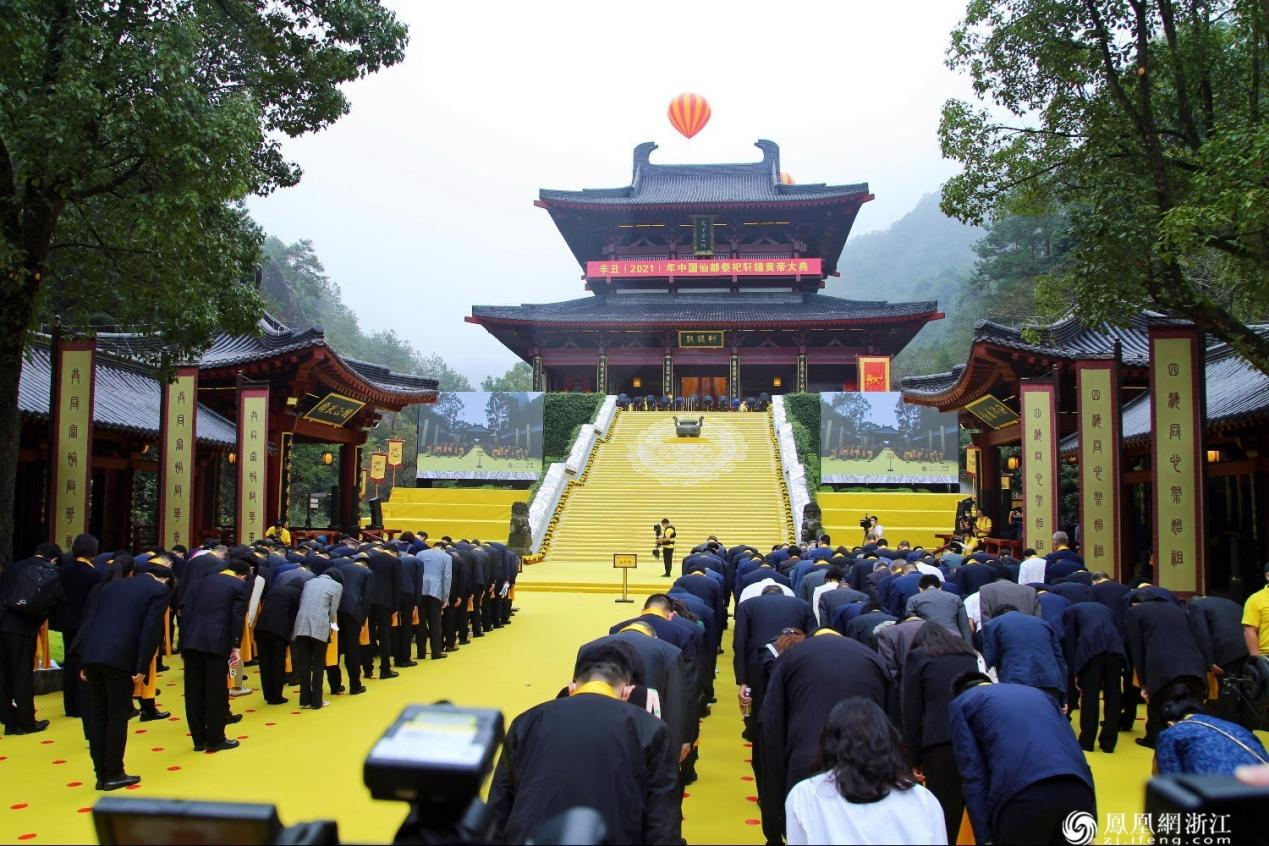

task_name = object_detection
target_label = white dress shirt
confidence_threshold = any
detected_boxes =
[1018,555,1047,585]
[738,578,794,606]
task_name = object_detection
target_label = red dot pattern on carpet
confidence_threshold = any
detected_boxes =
[17,833,36,840]
[167,766,181,772]
[11,803,28,810]
[151,747,164,752]
[66,782,81,788]
[740,775,754,781]
[76,808,91,814]
[745,819,760,825]
[50,759,65,765]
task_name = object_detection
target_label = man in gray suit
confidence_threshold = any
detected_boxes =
[292,570,343,710]
[817,567,869,626]
[415,544,453,661]
[905,574,972,643]
[979,579,1041,624]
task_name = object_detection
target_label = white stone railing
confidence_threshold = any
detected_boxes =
[528,396,618,553]
[773,396,812,541]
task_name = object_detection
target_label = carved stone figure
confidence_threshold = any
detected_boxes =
[508,501,532,555]
[800,502,823,546]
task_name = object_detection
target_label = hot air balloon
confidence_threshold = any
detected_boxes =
[668,93,711,140]
[779,171,795,185]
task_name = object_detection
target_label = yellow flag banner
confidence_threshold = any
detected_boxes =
[51,339,96,549]
[369,451,388,482]
[161,367,198,551]
[1149,322,1206,594]
[237,383,270,544]
[1020,380,1059,555]
[386,438,405,468]
[1076,359,1123,579]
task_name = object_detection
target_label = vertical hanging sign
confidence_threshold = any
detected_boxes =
[531,355,543,392]
[1076,357,1123,579]
[1020,379,1059,555]
[50,339,96,548]
[796,355,807,393]
[595,355,607,395]
[663,355,673,400]
[160,366,198,551]
[277,432,293,527]
[857,356,892,392]
[236,380,270,544]
[692,215,715,257]
[1150,321,1206,594]
[729,354,740,400]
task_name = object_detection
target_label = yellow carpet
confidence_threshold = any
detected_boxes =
[0,591,1208,844]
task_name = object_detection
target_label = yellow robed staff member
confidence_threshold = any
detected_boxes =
[974,508,993,541]
[264,519,292,547]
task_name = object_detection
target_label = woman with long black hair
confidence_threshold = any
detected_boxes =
[785,697,946,845]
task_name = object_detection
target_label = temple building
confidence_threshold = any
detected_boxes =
[469,140,943,400]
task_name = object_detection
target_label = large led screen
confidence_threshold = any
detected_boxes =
[819,392,959,484]
[416,392,544,481]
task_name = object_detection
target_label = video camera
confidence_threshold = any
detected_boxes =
[1146,773,1269,844]
[91,704,607,846]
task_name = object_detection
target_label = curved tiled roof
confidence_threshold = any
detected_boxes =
[19,344,237,447]
[470,292,941,328]
[96,316,437,402]
[539,140,870,208]
[1060,329,1269,453]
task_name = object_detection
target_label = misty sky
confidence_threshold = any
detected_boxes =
[246,0,976,385]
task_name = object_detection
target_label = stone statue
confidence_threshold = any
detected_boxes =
[800,502,823,546]
[508,501,532,556]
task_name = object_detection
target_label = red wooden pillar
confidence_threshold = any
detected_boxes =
[339,441,360,535]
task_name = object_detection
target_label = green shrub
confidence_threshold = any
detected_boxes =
[784,393,822,495]
[543,393,604,457]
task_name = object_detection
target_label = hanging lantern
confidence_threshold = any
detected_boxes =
[227,451,237,465]
[322,451,334,466]
[1006,455,1019,471]
[668,93,711,139]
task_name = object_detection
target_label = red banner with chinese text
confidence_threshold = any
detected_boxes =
[50,339,96,548]
[857,356,892,393]
[586,257,822,279]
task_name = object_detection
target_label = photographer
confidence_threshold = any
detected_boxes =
[656,518,676,578]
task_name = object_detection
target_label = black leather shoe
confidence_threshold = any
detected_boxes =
[349,686,367,695]
[139,711,171,722]
[193,743,206,752]
[431,653,448,660]
[265,698,289,705]
[205,739,240,753]
[226,712,244,725]
[1135,737,1156,749]
[331,686,346,695]
[97,774,141,791]
[379,669,399,679]
[395,660,418,668]
[10,720,50,735]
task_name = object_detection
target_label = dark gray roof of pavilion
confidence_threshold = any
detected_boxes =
[900,313,1160,400]
[19,344,237,447]
[470,291,940,327]
[1059,330,1269,453]
[538,141,870,207]
[95,316,438,399]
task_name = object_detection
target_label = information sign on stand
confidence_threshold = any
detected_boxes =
[613,553,637,604]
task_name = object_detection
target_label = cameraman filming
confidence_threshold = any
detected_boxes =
[656,518,676,578]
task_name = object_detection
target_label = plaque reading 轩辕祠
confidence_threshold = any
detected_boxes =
[1077,359,1122,579]
[237,384,270,544]
[692,215,715,256]
[963,395,1021,430]
[678,331,725,349]
[51,339,96,549]
[1150,323,1206,594]
[160,367,198,551]
[857,356,892,392]
[819,392,959,485]
[1021,380,1059,554]
[303,393,365,427]
[587,257,823,279]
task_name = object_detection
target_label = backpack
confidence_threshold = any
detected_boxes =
[5,559,60,619]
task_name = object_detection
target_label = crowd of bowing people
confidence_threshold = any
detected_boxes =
[0,530,518,793]
[488,529,1269,845]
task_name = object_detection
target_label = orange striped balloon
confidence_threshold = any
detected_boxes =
[779,171,795,185]
[668,93,711,139]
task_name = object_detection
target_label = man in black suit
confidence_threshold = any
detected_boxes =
[334,554,374,694]
[366,547,401,679]
[757,631,894,843]
[1187,594,1252,725]
[733,587,815,693]
[1061,601,1126,752]
[253,579,301,705]
[73,558,169,789]
[440,542,467,652]
[178,558,249,752]
[0,543,61,735]
[1089,571,1138,729]
[611,594,703,719]
[1124,592,1209,747]
[52,533,102,719]
[673,569,725,632]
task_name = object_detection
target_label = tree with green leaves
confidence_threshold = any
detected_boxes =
[0,1,408,567]
[481,362,533,392]
[940,0,1269,369]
